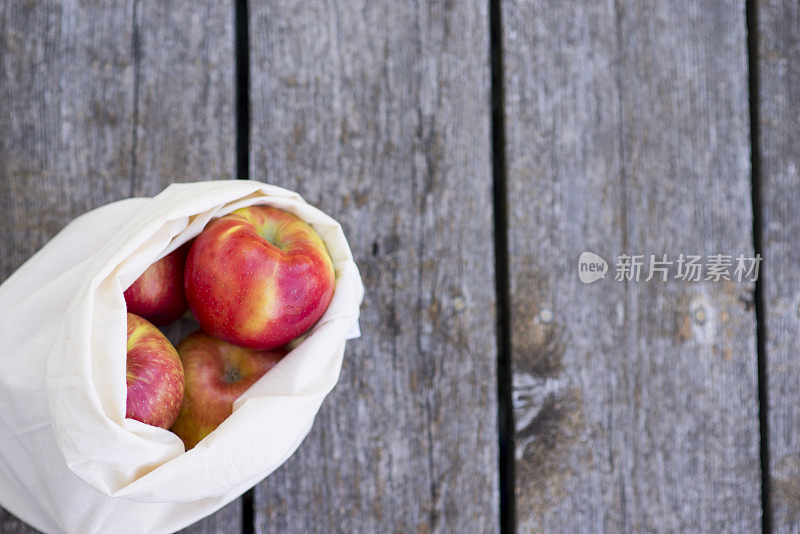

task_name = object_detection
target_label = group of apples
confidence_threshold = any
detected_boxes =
[124,205,335,449]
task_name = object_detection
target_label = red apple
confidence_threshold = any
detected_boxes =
[169,331,286,449]
[126,313,184,429]
[184,206,335,350]
[124,243,190,326]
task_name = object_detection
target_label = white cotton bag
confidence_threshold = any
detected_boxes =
[0,180,364,534]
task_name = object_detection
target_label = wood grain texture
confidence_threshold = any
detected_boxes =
[0,512,40,534]
[132,2,239,533]
[0,0,135,283]
[0,0,237,532]
[248,1,499,532]
[503,0,761,531]
[130,0,237,197]
[177,498,241,534]
[756,1,800,530]
[0,1,133,530]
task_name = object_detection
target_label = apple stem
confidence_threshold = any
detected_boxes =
[259,224,287,250]
[223,367,241,383]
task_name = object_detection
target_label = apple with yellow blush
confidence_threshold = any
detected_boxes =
[184,205,335,350]
[124,244,190,326]
[125,312,184,429]
[170,331,286,449]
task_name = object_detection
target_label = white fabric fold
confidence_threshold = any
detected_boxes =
[0,181,364,534]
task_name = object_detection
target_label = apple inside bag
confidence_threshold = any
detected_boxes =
[0,181,364,534]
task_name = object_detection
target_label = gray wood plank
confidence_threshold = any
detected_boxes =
[0,1,134,531]
[0,511,40,534]
[0,0,136,281]
[131,2,239,533]
[177,499,241,534]
[248,1,499,532]
[503,0,761,531]
[0,0,238,532]
[756,1,800,531]
[130,1,236,197]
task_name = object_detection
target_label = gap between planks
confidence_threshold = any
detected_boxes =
[236,0,254,533]
[489,0,516,532]
[745,0,770,531]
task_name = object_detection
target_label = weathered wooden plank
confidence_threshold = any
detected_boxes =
[248,1,498,532]
[131,2,239,533]
[0,1,134,531]
[0,512,40,534]
[503,0,760,531]
[130,1,236,196]
[0,0,136,281]
[756,1,800,530]
[177,499,241,534]
[0,0,238,532]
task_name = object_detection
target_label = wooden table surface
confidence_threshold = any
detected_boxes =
[0,1,797,532]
